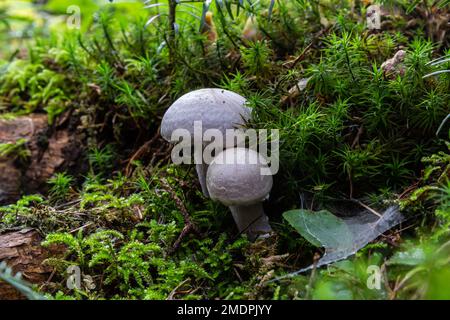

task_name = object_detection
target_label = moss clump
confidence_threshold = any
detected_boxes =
[0,0,449,300]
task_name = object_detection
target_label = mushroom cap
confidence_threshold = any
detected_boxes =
[206,148,273,206]
[161,88,251,142]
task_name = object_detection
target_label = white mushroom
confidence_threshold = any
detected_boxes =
[161,88,251,197]
[206,147,273,241]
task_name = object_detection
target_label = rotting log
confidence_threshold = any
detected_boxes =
[0,114,82,204]
[0,229,62,300]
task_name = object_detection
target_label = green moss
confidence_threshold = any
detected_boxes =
[0,0,449,300]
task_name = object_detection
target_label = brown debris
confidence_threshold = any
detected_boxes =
[280,78,311,106]
[160,179,200,253]
[0,114,82,204]
[0,229,63,300]
[381,50,406,79]
[200,11,218,43]
[242,16,263,43]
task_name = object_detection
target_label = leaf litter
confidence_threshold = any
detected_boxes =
[272,206,404,281]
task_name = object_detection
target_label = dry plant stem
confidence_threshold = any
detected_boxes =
[350,198,382,218]
[167,278,190,300]
[305,252,321,300]
[125,132,159,176]
[351,125,364,149]
[195,162,209,197]
[160,179,199,253]
[229,203,272,241]
[168,0,177,66]
[284,26,332,69]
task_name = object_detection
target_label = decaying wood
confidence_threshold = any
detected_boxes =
[0,114,82,204]
[0,229,62,300]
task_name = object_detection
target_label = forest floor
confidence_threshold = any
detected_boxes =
[0,0,449,300]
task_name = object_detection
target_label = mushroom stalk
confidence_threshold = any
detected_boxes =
[229,203,272,241]
[195,163,209,197]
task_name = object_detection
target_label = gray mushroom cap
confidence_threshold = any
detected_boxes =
[206,148,273,206]
[161,88,251,142]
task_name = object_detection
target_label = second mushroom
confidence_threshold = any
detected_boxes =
[206,147,273,241]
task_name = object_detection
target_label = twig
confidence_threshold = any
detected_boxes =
[167,278,191,300]
[283,26,332,69]
[305,252,320,300]
[283,42,314,69]
[44,268,57,286]
[350,198,383,218]
[348,171,354,199]
[54,199,81,210]
[125,128,160,176]
[69,222,94,234]
[160,179,199,253]
[398,181,420,199]
[351,125,364,149]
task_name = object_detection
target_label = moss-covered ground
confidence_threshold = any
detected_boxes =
[0,0,449,299]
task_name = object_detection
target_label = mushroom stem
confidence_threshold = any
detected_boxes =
[229,203,272,241]
[195,163,209,197]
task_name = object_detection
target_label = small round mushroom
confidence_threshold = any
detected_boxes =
[161,88,251,197]
[206,147,273,241]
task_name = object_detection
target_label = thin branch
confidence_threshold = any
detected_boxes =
[160,178,200,253]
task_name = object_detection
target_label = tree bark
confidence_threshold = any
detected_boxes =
[0,114,83,204]
[0,229,62,300]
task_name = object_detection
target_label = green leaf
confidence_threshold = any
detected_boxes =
[406,0,421,14]
[224,0,234,20]
[268,0,275,21]
[387,248,426,266]
[438,0,450,8]
[283,209,353,248]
